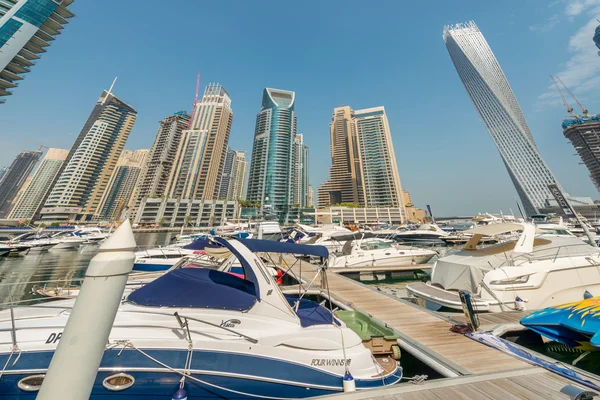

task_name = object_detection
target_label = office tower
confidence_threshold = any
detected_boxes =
[131,111,190,217]
[354,107,404,209]
[0,149,41,217]
[247,88,297,220]
[307,185,314,207]
[166,84,233,200]
[563,116,600,192]
[97,149,148,221]
[291,134,309,207]
[444,21,559,216]
[41,87,137,221]
[0,0,75,103]
[230,151,247,201]
[318,106,365,207]
[8,148,68,219]
[218,148,236,199]
[0,167,7,182]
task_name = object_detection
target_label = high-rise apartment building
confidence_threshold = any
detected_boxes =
[0,149,41,217]
[131,111,190,218]
[8,148,68,219]
[97,149,148,221]
[0,0,75,103]
[41,88,137,221]
[444,21,559,216]
[247,88,299,221]
[318,106,365,207]
[218,149,248,200]
[355,107,404,209]
[166,84,233,200]
[291,134,309,207]
[563,115,600,192]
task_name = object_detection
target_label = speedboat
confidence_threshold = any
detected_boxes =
[406,222,600,313]
[75,227,111,244]
[134,239,224,272]
[49,231,87,250]
[521,296,600,351]
[0,246,11,257]
[0,238,402,398]
[4,232,57,251]
[329,238,436,269]
[393,224,448,245]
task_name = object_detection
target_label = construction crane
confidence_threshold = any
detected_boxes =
[557,75,588,116]
[550,74,575,117]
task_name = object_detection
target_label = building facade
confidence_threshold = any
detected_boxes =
[41,88,137,221]
[166,84,233,201]
[134,197,239,227]
[444,21,560,216]
[230,151,247,201]
[316,206,406,226]
[130,111,190,219]
[7,148,68,220]
[563,115,600,192]
[218,148,236,199]
[291,134,309,207]
[247,88,298,222]
[0,0,75,103]
[0,149,42,218]
[318,106,365,207]
[97,149,148,221]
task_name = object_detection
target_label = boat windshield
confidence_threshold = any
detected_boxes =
[360,241,392,250]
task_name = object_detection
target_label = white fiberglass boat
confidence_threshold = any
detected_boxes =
[49,231,87,249]
[329,238,436,269]
[0,238,401,398]
[406,223,600,313]
[392,224,448,245]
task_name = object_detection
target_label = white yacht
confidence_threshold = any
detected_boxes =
[329,238,437,269]
[50,231,87,249]
[406,223,600,313]
[392,224,449,245]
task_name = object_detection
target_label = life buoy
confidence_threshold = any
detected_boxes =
[276,269,283,285]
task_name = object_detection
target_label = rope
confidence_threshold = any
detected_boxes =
[401,374,428,384]
[0,346,17,381]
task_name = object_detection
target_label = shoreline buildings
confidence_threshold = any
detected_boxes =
[318,106,405,213]
[443,21,560,216]
[247,88,309,223]
[7,148,68,220]
[0,149,42,218]
[40,87,137,221]
[0,0,75,103]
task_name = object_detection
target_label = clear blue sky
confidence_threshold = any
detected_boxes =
[2,0,600,216]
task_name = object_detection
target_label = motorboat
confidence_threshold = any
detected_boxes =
[3,232,57,251]
[329,237,437,269]
[49,231,87,250]
[134,239,225,272]
[0,238,402,398]
[392,224,448,245]
[520,296,600,351]
[0,246,11,257]
[406,222,600,313]
[74,227,111,244]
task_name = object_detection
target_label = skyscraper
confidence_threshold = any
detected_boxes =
[444,21,559,216]
[166,84,233,200]
[563,116,600,192]
[247,88,298,221]
[0,149,42,217]
[97,149,149,221]
[41,87,137,221]
[291,134,309,207]
[354,107,404,209]
[218,148,236,199]
[318,106,365,207]
[8,148,68,220]
[131,111,190,219]
[0,0,75,103]
[230,151,247,201]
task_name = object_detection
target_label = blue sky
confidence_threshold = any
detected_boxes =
[2,0,600,216]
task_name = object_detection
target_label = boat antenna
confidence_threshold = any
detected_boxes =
[557,75,588,115]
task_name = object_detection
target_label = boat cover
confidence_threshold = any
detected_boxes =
[432,236,599,293]
[521,296,600,349]
[329,232,376,242]
[284,295,340,327]
[182,239,224,251]
[238,238,329,258]
[128,268,257,310]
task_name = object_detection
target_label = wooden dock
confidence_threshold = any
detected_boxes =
[277,255,600,398]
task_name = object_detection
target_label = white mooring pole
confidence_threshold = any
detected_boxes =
[37,220,136,400]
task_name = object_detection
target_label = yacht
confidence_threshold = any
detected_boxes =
[49,231,87,249]
[3,232,57,251]
[0,238,402,398]
[329,237,437,269]
[134,239,224,271]
[406,223,600,313]
[392,224,449,245]
[75,227,111,243]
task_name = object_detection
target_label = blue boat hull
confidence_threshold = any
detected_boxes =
[0,348,401,398]
[132,262,173,272]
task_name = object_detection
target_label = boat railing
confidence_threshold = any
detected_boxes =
[497,243,600,268]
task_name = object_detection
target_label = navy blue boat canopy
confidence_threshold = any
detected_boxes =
[238,238,328,259]
[128,268,257,311]
[182,239,224,251]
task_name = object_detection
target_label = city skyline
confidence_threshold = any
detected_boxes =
[2,1,600,216]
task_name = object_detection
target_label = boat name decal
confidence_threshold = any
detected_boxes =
[220,319,241,328]
[46,332,62,344]
[310,358,352,367]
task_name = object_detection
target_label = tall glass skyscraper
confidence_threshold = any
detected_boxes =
[0,0,75,103]
[247,88,298,222]
[0,149,42,217]
[444,21,559,216]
